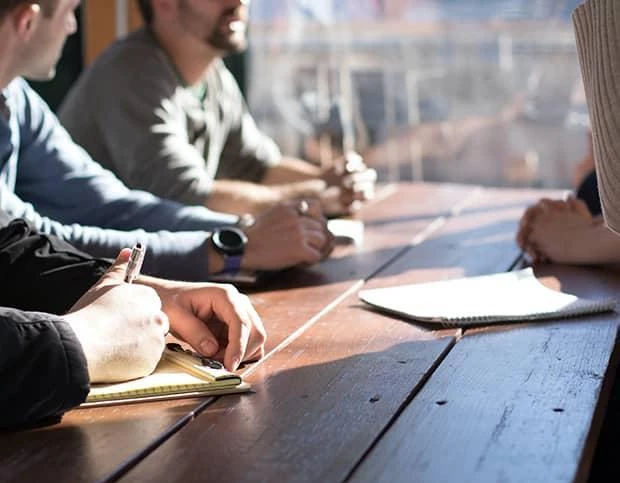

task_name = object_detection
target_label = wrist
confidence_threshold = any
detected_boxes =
[208,227,247,275]
[62,312,97,378]
[207,240,226,274]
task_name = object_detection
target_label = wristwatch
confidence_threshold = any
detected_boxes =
[210,226,248,274]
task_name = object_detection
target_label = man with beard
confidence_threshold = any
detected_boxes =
[0,0,335,282]
[59,0,377,217]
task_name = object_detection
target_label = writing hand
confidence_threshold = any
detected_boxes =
[63,249,169,383]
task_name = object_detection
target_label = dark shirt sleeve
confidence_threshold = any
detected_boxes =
[576,169,602,216]
[0,308,89,429]
[0,214,111,314]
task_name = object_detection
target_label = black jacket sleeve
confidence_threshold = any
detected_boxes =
[0,308,89,428]
[0,214,112,314]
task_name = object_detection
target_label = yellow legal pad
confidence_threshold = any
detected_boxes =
[82,345,251,407]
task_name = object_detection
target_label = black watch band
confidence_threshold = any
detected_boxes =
[211,227,248,274]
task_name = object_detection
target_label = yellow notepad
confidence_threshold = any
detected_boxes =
[82,345,251,407]
[359,268,616,328]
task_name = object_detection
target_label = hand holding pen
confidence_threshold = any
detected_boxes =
[64,246,169,382]
[124,242,145,283]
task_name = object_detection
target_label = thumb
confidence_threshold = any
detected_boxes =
[66,248,133,313]
[100,248,132,285]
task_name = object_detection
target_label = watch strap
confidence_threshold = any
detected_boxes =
[222,254,243,275]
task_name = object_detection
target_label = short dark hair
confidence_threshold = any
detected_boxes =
[137,0,153,25]
[0,0,59,20]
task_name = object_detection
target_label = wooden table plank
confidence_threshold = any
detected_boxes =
[122,312,456,482]
[0,183,476,483]
[361,186,562,286]
[0,399,207,482]
[113,186,548,482]
[351,265,620,483]
[248,183,480,363]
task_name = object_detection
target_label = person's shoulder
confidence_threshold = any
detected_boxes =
[88,28,175,80]
[5,77,31,97]
[66,28,179,108]
[4,77,44,111]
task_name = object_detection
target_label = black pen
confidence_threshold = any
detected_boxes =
[124,243,145,283]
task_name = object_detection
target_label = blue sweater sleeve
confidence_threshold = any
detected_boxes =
[14,79,236,231]
[0,79,236,280]
[0,184,214,279]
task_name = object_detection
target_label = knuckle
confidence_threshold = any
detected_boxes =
[215,283,236,296]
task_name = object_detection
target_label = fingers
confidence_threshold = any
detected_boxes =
[169,308,222,360]
[298,215,334,262]
[225,313,251,372]
[303,198,323,220]
[343,151,365,173]
[166,285,267,371]
[292,199,334,260]
[99,248,133,285]
[342,169,376,208]
[235,296,266,364]
[516,204,539,249]
[320,230,336,259]
[246,200,334,268]
[517,197,579,250]
[155,311,170,337]
[343,168,378,189]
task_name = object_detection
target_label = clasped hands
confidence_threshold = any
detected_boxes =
[319,151,377,216]
[516,196,599,264]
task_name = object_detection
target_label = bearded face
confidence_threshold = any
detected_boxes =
[178,0,249,54]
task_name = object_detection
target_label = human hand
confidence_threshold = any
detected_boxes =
[150,281,267,371]
[63,249,169,383]
[517,198,575,255]
[241,199,335,270]
[516,197,596,264]
[321,152,377,216]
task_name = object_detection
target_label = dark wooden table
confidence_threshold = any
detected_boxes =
[2,182,618,483]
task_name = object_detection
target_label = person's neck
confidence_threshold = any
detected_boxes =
[0,71,13,92]
[0,40,17,91]
[150,24,220,86]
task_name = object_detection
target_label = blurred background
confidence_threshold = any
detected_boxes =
[36,0,588,190]
[247,0,588,189]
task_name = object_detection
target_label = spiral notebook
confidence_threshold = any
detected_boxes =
[81,344,250,407]
[358,268,616,328]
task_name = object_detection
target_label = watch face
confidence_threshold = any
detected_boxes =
[212,227,247,256]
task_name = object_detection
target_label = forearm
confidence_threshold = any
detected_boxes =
[206,180,282,216]
[35,175,237,233]
[206,179,326,216]
[0,309,89,428]
[583,223,620,264]
[0,186,221,280]
[261,157,323,185]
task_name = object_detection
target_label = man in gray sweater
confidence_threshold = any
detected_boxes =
[0,0,333,282]
[59,0,377,217]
